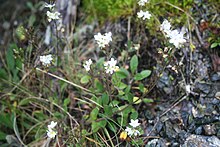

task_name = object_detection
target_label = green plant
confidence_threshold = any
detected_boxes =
[82,0,136,23]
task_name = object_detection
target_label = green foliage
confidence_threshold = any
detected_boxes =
[130,55,138,74]
[80,75,91,84]
[82,0,135,23]
[2,0,215,146]
[134,70,151,81]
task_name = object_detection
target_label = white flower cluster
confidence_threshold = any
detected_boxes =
[44,2,61,22]
[137,10,151,20]
[40,54,53,66]
[94,32,112,48]
[83,59,93,71]
[104,58,119,74]
[46,11,61,22]
[138,0,149,6]
[47,121,57,139]
[160,19,172,34]
[125,119,141,137]
[83,58,119,74]
[160,19,186,48]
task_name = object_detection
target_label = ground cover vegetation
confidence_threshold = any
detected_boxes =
[0,0,220,146]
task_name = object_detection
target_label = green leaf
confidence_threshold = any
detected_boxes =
[112,74,127,89]
[118,82,127,89]
[33,111,46,121]
[0,69,8,80]
[117,117,127,126]
[102,93,109,105]
[94,79,104,92]
[26,2,34,10]
[64,98,70,106]
[63,98,70,111]
[124,92,133,103]
[19,98,32,106]
[96,57,105,69]
[54,112,63,119]
[107,122,116,133]
[28,14,36,27]
[133,97,142,104]
[90,107,99,121]
[130,55,138,74]
[110,100,119,107]
[138,83,145,93]
[134,70,151,81]
[115,68,130,79]
[92,120,107,132]
[104,105,113,116]
[130,111,138,120]
[143,98,154,103]
[6,44,16,71]
[125,85,131,94]
[211,42,218,48]
[80,75,91,84]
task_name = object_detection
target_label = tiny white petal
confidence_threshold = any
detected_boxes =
[40,54,53,66]
[168,29,186,48]
[47,129,57,139]
[83,59,93,71]
[104,58,119,74]
[160,19,172,35]
[94,32,112,48]
[137,10,151,20]
[46,11,61,22]
[125,127,133,136]
[129,119,140,128]
[138,0,149,6]
[48,121,57,129]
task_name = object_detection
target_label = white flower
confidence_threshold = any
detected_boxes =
[40,54,53,66]
[48,121,57,129]
[47,129,57,139]
[104,58,119,74]
[168,29,186,48]
[137,10,151,20]
[83,59,93,71]
[46,121,57,139]
[46,11,61,22]
[129,119,140,128]
[44,2,55,9]
[138,0,149,6]
[94,32,112,48]
[125,127,133,136]
[160,19,172,35]
[125,127,140,137]
[160,19,186,48]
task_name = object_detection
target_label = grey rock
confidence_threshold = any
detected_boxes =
[145,138,167,147]
[181,135,220,147]
[211,74,220,81]
[195,126,203,135]
[203,124,216,135]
